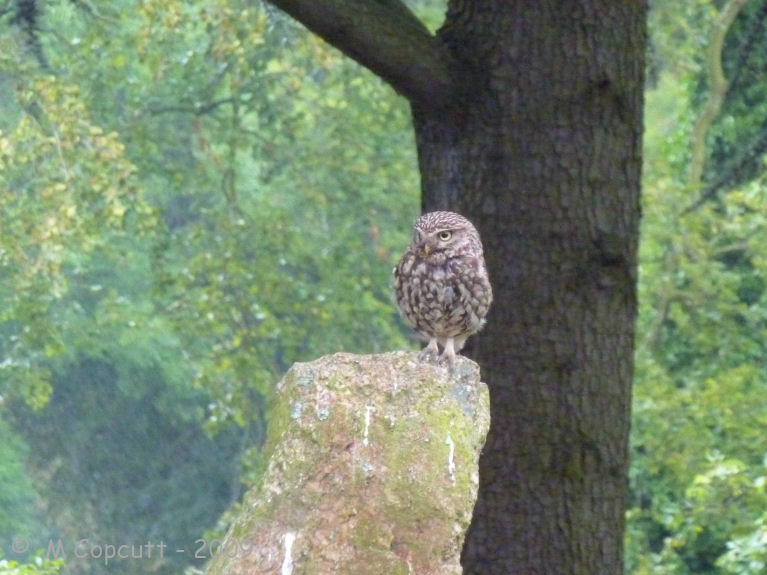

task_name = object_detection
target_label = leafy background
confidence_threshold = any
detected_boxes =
[0,0,765,574]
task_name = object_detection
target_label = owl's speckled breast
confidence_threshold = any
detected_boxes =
[395,254,489,340]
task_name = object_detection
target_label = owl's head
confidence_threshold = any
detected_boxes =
[411,211,483,261]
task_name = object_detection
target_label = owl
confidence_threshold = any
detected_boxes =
[393,211,492,365]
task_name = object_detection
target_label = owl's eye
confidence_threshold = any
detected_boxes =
[438,231,452,241]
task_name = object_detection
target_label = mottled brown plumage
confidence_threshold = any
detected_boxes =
[393,211,492,364]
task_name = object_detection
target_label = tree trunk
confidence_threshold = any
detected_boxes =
[267,1,646,572]
[421,4,645,573]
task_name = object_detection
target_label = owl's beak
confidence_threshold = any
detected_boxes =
[422,244,431,256]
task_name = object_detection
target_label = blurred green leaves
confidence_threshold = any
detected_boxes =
[629,1,767,573]
[1,2,420,573]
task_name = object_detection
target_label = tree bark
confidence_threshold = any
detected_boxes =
[266,1,646,573]
[436,4,646,573]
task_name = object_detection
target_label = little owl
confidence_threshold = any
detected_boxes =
[393,211,492,364]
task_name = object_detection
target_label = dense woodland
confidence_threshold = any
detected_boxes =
[0,0,766,574]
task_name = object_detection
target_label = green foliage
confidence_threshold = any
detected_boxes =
[0,554,64,575]
[628,1,767,573]
[125,1,418,430]
[709,0,767,191]
[0,418,45,545]
[9,356,245,575]
[6,0,419,433]
[1,1,421,574]
[0,31,156,409]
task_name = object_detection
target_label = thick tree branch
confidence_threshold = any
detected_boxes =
[265,0,458,109]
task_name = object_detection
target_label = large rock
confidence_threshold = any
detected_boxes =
[205,351,489,575]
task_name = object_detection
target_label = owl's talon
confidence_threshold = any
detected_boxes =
[438,338,457,366]
[418,350,439,364]
[418,339,440,363]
